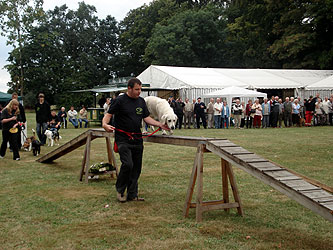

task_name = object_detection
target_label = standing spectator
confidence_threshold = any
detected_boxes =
[271,96,280,128]
[232,99,243,129]
[304,96,316,126]
[183,98,193,129]
[206,98,215,129]
[292,99,301,126]
[283,97,293,127]
[192,99,197,128]
[221,101,230,129]
[175,98,185,129]
[68,106,79,128]
[252,99,262,128]
[0,99,21,160]
[9,92,26,149]
[269,96,275,127]
[245,100,253,128]
[314,98,324,125]
[104,98,111,114]
[329,96,333,126]
[278,99,284,128]
[322,97,330,125]
[213,98,222,128]
[261,98,270,128]
[58,107,67,129]
[240,101,246,128]
[79,106,89,128]
[194,97,207,129]
[35,93,50,145]
[298,97,305,120]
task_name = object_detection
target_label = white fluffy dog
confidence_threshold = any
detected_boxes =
[143,96,178,135]
[44,129,61,146]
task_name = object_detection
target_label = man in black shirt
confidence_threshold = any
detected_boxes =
[194,97,207,129]
[102,78,169,202]
[35,93,51,145]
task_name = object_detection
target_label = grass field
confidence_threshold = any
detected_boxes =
[0,112,332,249]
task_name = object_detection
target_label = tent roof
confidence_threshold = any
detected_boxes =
[0,91,22,102]
[203,86,267,98]
[306,75,333,90]
[137,65,333,90]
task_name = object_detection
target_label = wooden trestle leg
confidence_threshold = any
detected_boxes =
[183,143,243,222]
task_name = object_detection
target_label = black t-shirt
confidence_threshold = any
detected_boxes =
[108,94,149,144]
[0,108,21,131]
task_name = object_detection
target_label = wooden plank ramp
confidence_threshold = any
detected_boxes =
[37,129,112,163]
[205,140,333,222]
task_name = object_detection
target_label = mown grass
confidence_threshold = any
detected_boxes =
[0,112,332,249]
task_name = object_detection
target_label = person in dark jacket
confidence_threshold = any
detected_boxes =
[305,96,316,126]
[0,99,21,160]
[57,107,67,129]
[35,93,51,145]
[174,98,185,129]
[194,97,207,129]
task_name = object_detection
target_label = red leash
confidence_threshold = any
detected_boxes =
[114,127,161,140]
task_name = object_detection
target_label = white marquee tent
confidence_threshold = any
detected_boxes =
[137,65,333,100]
[203,86,267,108]
[306,75,333,90]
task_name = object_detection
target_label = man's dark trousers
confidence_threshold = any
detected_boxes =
[116,142,144,200]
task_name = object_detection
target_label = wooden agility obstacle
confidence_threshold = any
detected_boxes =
[37,129,118,183]
[37,129,333,222]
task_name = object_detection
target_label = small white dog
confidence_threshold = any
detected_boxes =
[143,96,178,135]
[44,129,62,146]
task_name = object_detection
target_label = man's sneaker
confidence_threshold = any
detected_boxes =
[117,192,126,203]
[15,158,20,161]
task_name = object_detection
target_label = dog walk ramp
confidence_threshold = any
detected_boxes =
[37,129,112,163]
[205,140,333,222]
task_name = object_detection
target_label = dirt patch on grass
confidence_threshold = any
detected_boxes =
[38,186,107,202]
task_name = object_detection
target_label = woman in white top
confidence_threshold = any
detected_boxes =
[251,99,262,128]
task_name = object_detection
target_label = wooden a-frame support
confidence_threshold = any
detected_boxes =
[79,134,119,183]
[183,143,243,222]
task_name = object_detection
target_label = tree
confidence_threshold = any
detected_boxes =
[118,0,180,76]
[0,0,44,97]
[6,2,119,108]
[144,8,226,67]
[268,0,333,69]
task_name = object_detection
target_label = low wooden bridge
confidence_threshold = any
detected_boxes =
[37,129,333,222]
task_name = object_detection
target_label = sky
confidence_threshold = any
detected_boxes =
[0,0,153,93]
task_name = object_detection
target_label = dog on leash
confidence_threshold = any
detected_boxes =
[28,129,41,156]
[143,96,177,135]
[45,129,61,146]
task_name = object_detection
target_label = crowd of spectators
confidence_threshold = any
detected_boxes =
[167,93,333,129]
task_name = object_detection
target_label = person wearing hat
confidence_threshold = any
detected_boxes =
[194,97,207,129]
[0,99,21,160]
[35,93,51,145]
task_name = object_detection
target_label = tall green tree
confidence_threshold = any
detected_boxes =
[144,8,226,67]
[0,0,44,97]
[118,0,180,76]
[268,0,333,69]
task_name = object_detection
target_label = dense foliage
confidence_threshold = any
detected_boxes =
[2,0,332,107]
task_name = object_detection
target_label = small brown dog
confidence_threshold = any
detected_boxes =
[23,137,33,151]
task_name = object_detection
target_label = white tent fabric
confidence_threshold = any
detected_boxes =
[306,75,333,90]
[203,86,267,109]
[137,65,333,90]
[137,65,248,89]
